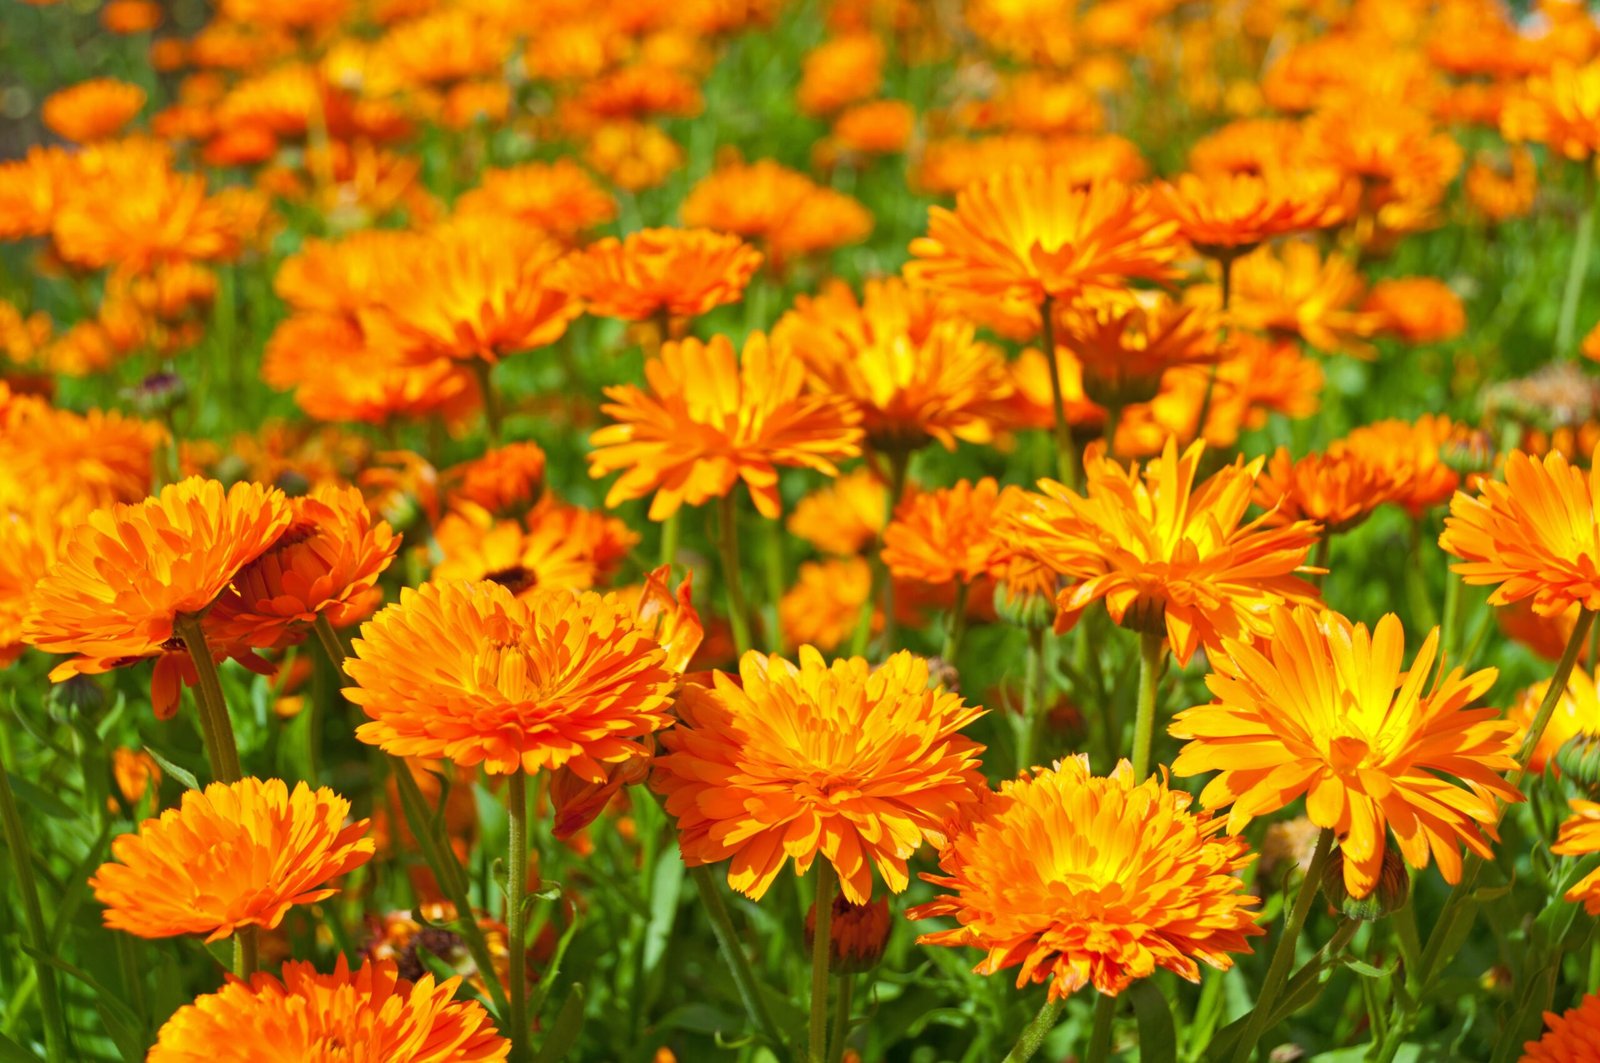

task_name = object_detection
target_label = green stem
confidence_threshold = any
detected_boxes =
[1131,630,1165,779]
[0,729,69,1063]
[810,861,836,1063]
[829,972,855,1063]
[1557,165,1596,358]
[1513,607,1597,783]
[688,865,791,1058]
[234,926,258,980]
[1229,828,1337,1063]
[1039,296,1078,490]
[507,771,530,1063]
[716,494,754,657]
[659,509,681,571]
[763,516,787,655]
[1088,995,1116,1062]
[941,581,970,664]
[1004,995,1067,1063]
[175,613,242,784]
[879,450,911,656]
[1016,627,1048,774]
[474,359,502,446]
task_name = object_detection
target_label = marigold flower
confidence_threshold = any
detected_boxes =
[147,955,508,1062]
[101,0,162,32]
[773,277,1012,452]
[1171,605,1521,897]
[798,33,883,116]
[0,391,166,513]
[1440,446,1600,616]
[829,99,915,157]
[779,557,876,652]
[432,500,634,595]
[883,479,1023,586]
[681,159,873,268]
[1251,446,1394,534]
[907,171,1179,313]
[1340,415,1458,517]
[1501,59,1600,160]
[1465,147,1537,224]
[1553,800,1600,914]
[1057,291,1222,407]
[1362,277,1466,345]
[1012,438,1322,664]
[554,228,761,322]
[1152,170,1347,258]
[588,332,863,520]
[209,485,399,649]
[652,647,985,903]
[909,757,1262,1000]
[41,78,146,143]
[1509,666,1600,775]
[0,510,58,666]
[788,469,889,557]
[90,778,373,942]
[582,120,685,192]
[1215,240,1380,357]
[445,443,548,518]
[1524,989,1600,1063]
[346,581,675,779]
[455,161,617,241]
[916,134,1147,197]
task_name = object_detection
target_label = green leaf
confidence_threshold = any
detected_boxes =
[532,983,586,1063]
[643,848,685,977]
[2,772,75,821]
[1342,958,1394,980]
[0,1031,41,1063]
[143,745,201,793]
[1128,981,1177,1063]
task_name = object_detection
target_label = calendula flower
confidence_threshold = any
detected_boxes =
[1553,801,1600,914]
[90,778,374,942]
[1362,277,1466,345]
[444,443,548,518]
[779,557,876,652]
[1251,446,1394,534]
[0,510,58,666]
[554,228,762,323]
[23,478,293,708]
[1152,170,1347,258]
[1341,415,1458,517]
[1440,446,1600,616]
[432,499,634,595]
[1216,240,1380,357]
[41,78,146,143]
[680,158,873,268]
[906,170,1179,313]
[772,277,1013,452]
[1524,989,1600,1063]
[1012,438,1322,664]
[147,955,508,1063]
[1171,605,1521,897]
[588,332,863,520]
[209,485,399,649]
[455,160,617,242]
[909,757,1262,1000]
[916,133,1147,198]
[883,478,1024,586]
[346,581,675,779]
[1057,291,1222,407]
[1465,147,1537,223]
[797,33,883,116]
[1501,59,1600,160]
[0,391,166,513]
[582,120,685,192]
[829,99,915,157]
[788,469,889,557]
[652,647,985,902]
[1509,667,1600,774]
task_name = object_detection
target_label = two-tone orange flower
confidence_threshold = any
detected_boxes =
[554,228,762,323]
[910,757,1262,1000]
[41,78,146,143]
[90,778,373,942]
[346,581,675,779]
[652,648,985,903]
[788,469,889,557]
[1524,989,1600,1063]
[1153,170,1348,259]
[147,956,508,1062]
[1508,666,1600,774]
[1170,605,1521,897]
[1012,439,1322,664]
[1251,446,1394,534]
[588,332,863,520]
[882,478,1024,587]
[1552,801,1600,914]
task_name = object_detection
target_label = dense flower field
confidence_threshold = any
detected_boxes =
[6,0,1600,1060]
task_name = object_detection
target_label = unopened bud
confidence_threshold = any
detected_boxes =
[804,893,891,974]
[1320,845,1410,922]
[1556,731,1600,794]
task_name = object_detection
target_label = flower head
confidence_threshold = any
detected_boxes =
[1509,666,1600,774]
[1012,439,1322,664]
[909,758,1262,1000]
[147,955,507,1063]
[346,581,675,779]
[882,478,1024,587]
[652,647,986,903]
[1152,170,1347,258]
[455,160,616,241]
[1552,800,1600,914]
[1251,446,1393,534]
[1524,989,1600,1063]
[42,78,146,143]
[554,228,761,323]
[588,332,863,520]
[681,159,872,268]
[90,778,373,942]
[1170,605,1521,897]
[788,469,889,557]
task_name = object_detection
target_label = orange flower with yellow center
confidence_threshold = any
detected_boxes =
[1552,801,1600,914]
[431,499,636,596]
[1251,445,1394,534]
[1362,277,1466,345]
[1440,446,1600,616]
[883,478,1024,586]
[1011,438,1322,664]
[906,170,1180,311]
[90,778,374,942]
[346,581,675,779]
[1170,605,1521,897]
[779,557,877,653]
[41,78,146,143]
[147,956,508,1063]
[1153,170,1348,258]
[554,228,762,323]
[1056,291,1223,406]
[773,277,1013,452]
[588,332,863,520]
[1509,667,1600,774]
[909,757,1262,1000]
[0,389,166,513]
[1501,59,1600,161]
[1213,239,1380,357]
[652,647,986,903]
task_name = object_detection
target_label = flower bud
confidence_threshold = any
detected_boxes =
[804,893,891,975]
[1556,731,1600,794]
[1320,845,1409,922]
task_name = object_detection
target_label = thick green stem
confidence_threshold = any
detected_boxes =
[507,771,530,1063]
[716,494,754,656]
[176,613,242,784]
[1039,296,1078,490]
[1016,627,1048,774]
[1131,630,1165,779]
[941,581,970,664]
[1513,608,1596,781]
[1086,995,1116,1063]
[1004,995,1067,1063]
[688,865,791,1058]
[0,729,69,1063]
[810,861,836,1063]
[474,359,502,446]
[234,927,258,980]
[1557,166,1596,358]
[1229,828,1337,1063]
[829,972,855,1063]
[659,509,681,571]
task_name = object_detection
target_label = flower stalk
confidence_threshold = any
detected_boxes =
[716,493,754,656]
[175,612,242,784]
[810,861,837,1063]
[506,770,530,1063]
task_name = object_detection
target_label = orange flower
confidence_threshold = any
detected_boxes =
[444,443,548,518]
[1251,446,1394,534]
[1214,240,1379,357]
[788,469,889,557]
[779,556,876,652]
[432,499,636,595]
[883,478,1023,586]
[680,159,873,268]
[1501,59,1600,161]
[916,134,1147,198]
[1171,605,1520,897]
[582,120,685,192]
[909,757,1262,1000]
[41,78,146,143]
[1012,439,1322,664]
[101,0,162,32]
[1340,415,1458,517]
[0,391,166,513]
[90,778,373,942]
[1440,446,1600,616]
[797,33,883,116]
[1552,801,1600,913]
[588,332,863,520]
[1152,170,1347,258]
[554,228,761,322]
[1362,277,1466,345]
[829,99,915,157]
[209,485,399,649]
[907,171,1179,314]
[773,277,1012,452]
[652,647,985,903]
[0,510,58,666]
[1465,147,1537,224]
[1057,291,1222,406]
[455,161,617,241]
[147,955,508,1063]
[1508,666,1600,774]
[23,478,293,700]
[346,581,675,778]
[1524,989,1600,1063]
